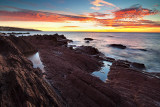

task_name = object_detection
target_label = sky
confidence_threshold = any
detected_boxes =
[0,0,160,32]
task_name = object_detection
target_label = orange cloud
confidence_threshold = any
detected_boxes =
[92,5,160,28]
[90,7,100,10]
[0,7,95,22]
[0,5,160,30]
[90,0,119,10]
[114,5,159,20]
[91,0,116,7]
[87,12,109,17]
[63,26,79,28]
[96,19,160,28]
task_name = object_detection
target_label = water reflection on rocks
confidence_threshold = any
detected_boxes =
[27,52,45,73]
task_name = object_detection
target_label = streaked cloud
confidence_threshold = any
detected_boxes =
[96,18,160,28]
[63,26,79,28]
[0,5,159,30]
[90,0,119,10]
[0,6,95,22]
[91,0,116,7]
[87,12,109,17]
[114,5,159,20]
[90,7,100,10]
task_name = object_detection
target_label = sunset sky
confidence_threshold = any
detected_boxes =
[0,0,160,32]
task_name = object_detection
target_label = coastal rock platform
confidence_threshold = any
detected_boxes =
[0,34,160,107]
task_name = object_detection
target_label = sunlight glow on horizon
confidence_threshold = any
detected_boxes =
[0,0,160,32]
[0,21,160,32]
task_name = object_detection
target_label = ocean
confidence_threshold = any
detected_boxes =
[2,31,160,73]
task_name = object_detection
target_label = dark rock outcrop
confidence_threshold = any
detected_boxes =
[75,46,101,55]
[7,32,30,34]
[103,57,116,62]
[139,49,147,51]
[85,40,90,43]
[109,44,127,49]
[84,38,94,41]
[131,62,146,70]
[7,35,37,54]
[20,34,71,47]
[107,35,114,37]
[0,36,65,107]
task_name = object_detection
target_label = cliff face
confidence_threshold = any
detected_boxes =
[0,36,65,107]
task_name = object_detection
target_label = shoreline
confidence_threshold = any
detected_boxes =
[0,34,160,106]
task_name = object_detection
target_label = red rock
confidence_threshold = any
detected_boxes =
[22,34,122,107]
[75,46,101,55]
[2,34,159,107]
[107,60,160,107]
[0,36,65,107]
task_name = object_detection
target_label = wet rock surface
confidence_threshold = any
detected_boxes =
[22,35,123,107]
[23,34,160,107]
[0,36,65,107]
[107,60,160,107]
[1,34,160,107]
[21,34,160,107]
[109,44,127,49]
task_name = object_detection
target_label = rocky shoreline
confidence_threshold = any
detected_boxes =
[0,34,160,107]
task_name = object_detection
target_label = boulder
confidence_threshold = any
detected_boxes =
[84,38,94,41]
[109,44,127,49]
[139,49,147,51]
[75,46,101,55]
[131,62,146,70]
[85,40,90,43]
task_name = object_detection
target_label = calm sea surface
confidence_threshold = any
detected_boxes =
[2,31,160,73]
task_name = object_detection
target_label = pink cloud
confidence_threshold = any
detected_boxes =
[91,0,116,7]
[114,5,159,20]
[90,0,119,10]
[0,6,159,29]
[90,7,101,10]
[87,12,109,17]
[0,7,95,22]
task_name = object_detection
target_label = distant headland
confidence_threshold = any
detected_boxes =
[0,26,40,31]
